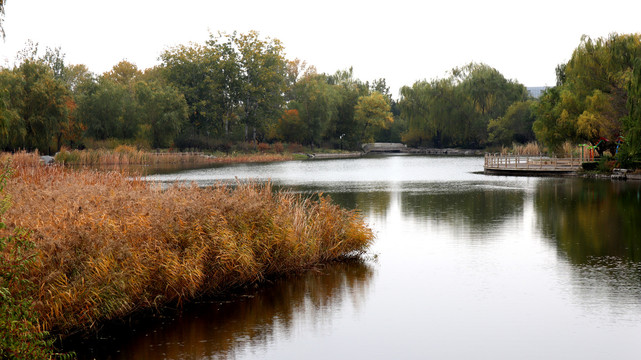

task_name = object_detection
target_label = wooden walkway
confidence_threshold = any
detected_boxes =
[484,153,583,175]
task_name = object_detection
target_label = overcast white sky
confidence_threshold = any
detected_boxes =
[2,0,640,97]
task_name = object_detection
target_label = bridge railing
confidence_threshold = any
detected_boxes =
[484,153,583,171]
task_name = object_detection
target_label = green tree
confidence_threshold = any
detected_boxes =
[135,81,188,148]
[399,78,471,148]
[276,109,305,144]
[619,57,641,163]
[354,91,393,144]
[400,63,526,149]
[0,60,71,153]
[399,81,428,146]
[160,43,223,138]
[325,68,369,149]
[206,32,243,138]
[104,60,142,86]
[61,64,94,95]
[533,88,581,149]
[0,69,22,148]
[488,100,536,146]
[534,34,641,152]
[455,63,528,146]
[290,73,337,149]
[77,77,138,140]
[233,31,288,142]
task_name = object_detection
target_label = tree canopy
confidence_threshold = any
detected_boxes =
[3,30,641,161]
[398,63,527,148]
[533,33,641,152]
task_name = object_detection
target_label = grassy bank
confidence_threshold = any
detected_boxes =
[0,153,373,338]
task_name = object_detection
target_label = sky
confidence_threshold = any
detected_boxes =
[1,0,641,98]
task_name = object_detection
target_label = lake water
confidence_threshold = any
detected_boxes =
[73,156,641,360]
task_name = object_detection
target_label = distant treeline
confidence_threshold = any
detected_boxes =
[0,33,396,153]
[1,32,640,164]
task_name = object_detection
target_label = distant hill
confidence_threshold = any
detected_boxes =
[527,86,548,98]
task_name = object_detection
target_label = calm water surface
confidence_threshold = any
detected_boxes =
[75,156,641,359]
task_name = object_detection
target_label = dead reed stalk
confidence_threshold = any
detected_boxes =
[509,142,542,156]
[54,148,294,166]
[0,153,372,335]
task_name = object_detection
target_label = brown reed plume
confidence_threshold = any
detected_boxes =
[54,147,294,166]
[0,153,372,335]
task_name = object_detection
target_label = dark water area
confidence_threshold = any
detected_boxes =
[69,156,641,359]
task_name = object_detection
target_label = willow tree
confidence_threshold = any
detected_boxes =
[619,57,641,163]
[400,63,526,148]
[534,33,641,151]
[0,60,72,153]
[399,78,473,148]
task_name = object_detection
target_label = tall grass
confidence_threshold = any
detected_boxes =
[501,142,543,156]
[559,141,578,157]
[0,153,373,335]
[0,163,71,359]
[54,147,294,166]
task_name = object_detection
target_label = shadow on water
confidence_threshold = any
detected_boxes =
[533,179,641,263]
[66,259,375,360]
[399,188,525,230]
[533,179,641,307]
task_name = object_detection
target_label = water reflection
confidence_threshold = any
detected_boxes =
[534,179,641,263]
[73,260,374,360]
[400,188,526,229]
[68,157,641,359]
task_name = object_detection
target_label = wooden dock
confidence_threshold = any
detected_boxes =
[484,153,583,175]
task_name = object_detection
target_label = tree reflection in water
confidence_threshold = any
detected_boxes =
[534,179,641,263]
[71,259,374,359]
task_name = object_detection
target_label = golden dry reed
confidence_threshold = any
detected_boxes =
[54,146,293,166]
[0,152,372,335]
[501,142,543,156]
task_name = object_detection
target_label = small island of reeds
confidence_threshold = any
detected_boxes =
[0,152,373,355]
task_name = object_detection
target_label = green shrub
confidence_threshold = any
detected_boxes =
[597,155,615,173]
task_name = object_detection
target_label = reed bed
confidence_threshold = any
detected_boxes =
[54,147,294,166]
[559,140,579,157]
[209,153,294,164]
[0,153,372,335]
[500,141,543,156]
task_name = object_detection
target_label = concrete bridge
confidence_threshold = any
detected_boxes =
[361,143,408,153]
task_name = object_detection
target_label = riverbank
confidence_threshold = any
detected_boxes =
[52,147,297,166]
[0,152,373,342]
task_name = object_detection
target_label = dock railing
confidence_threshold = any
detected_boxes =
[484,153,583,172]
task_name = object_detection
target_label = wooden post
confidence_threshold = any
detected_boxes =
[540,153,542,169]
